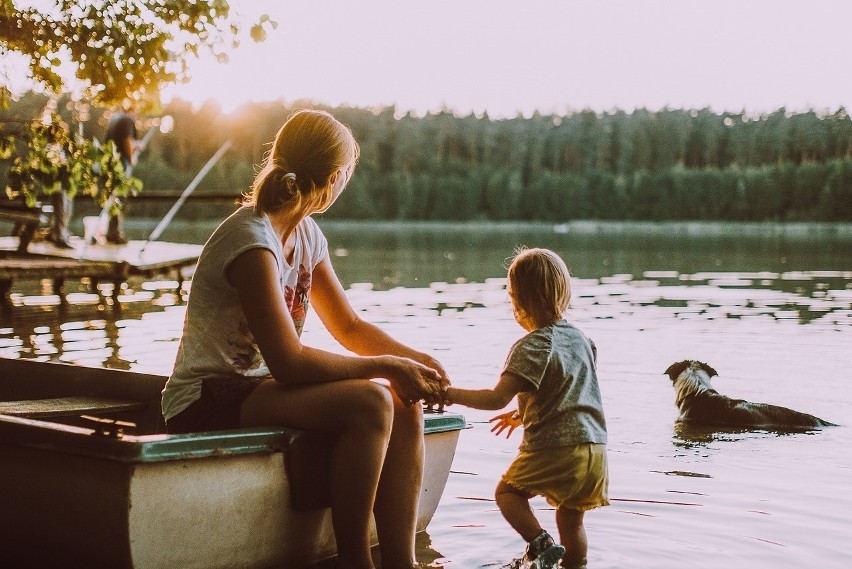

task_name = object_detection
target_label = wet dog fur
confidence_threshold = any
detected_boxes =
[663,360,836,429]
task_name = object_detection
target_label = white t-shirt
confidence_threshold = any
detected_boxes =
[161,206,328,421]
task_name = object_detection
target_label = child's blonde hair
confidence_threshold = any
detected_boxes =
[507,247,571,326]
[244,109,359,216]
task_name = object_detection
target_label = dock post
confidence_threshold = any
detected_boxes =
[0,278,11,306]
[110,263,130,308]
[53,278,67,305]
[111,280,122,305]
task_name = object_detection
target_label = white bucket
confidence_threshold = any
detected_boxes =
[82,216,106,245]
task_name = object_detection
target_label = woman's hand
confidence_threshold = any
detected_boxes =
[489,410,522,438]
[407,351,451,410]
[409,351,451,392]
[385,356,445,407]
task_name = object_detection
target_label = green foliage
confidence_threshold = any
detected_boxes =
[0,0,275,108]
[824,159,852,221]
[0,1,272,210]
[3,114,140,210]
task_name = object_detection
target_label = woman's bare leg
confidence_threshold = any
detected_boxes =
[372,396,423,568]
[240,378,394,569]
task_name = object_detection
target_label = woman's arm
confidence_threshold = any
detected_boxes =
[311,255,449,382]
[228,248,442,403]
[444,371,529,411]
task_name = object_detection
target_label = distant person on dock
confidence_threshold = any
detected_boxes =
[47,180,74,249]
[161,109,449,569]
[44,117,74,249]
[442,248,609,569]
[103,107,140,244]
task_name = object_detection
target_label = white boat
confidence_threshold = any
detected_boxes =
[0,357,465,568]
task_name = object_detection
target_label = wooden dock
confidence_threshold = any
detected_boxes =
[0,236,202,305]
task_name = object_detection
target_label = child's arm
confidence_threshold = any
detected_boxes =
[444,371,529,411]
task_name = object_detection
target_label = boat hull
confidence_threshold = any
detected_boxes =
[0,358,465,568]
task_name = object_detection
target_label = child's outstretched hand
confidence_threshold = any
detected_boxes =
[489,410,521,438]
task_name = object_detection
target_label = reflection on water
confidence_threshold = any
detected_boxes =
[1,221,851,568]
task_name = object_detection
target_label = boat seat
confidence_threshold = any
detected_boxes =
[0,396,147,419]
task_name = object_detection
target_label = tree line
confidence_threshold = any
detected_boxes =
[4,92,852,222]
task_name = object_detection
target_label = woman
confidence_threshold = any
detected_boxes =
[161,109,449,569]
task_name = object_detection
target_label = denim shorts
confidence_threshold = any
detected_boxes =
[166,376,262,434]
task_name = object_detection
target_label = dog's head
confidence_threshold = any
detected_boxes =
[665,360,720,409]
[664,360,718,383]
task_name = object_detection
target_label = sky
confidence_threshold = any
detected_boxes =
[9,1,852,118]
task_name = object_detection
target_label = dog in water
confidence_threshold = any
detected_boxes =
[663,360,836,429]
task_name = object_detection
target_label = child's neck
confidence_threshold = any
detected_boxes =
[520,315,561,332]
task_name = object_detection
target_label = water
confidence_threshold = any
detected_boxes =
[1,220,851,568]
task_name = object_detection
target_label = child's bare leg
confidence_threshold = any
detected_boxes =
[495,480,541,541]
[373,395,424,568]
[555,506,588,568]
[240,378,394,569]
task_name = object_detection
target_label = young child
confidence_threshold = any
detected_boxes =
[443,247,608,569]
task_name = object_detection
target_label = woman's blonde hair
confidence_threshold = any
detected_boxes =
[507,247,571,326]
[244,109,359,216]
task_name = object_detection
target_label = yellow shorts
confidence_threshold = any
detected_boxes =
[502,443,609,510]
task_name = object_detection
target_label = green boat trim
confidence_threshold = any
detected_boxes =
[0,411,466,463]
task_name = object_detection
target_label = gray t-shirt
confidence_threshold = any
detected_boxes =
[505,320,608,451]
[161,206,328,421]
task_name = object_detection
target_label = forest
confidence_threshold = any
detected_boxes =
[3,91,852,222]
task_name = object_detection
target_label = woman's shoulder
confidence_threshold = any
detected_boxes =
[202,207,277,256]
[212,207,269,239]
[223,205,264,226]
[298,215,325,238]
[297,216,328,265]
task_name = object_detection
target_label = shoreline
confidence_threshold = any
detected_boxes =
[49,217,852,242]
[313,219,852,239]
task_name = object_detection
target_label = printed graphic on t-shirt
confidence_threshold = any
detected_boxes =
[284,264,312,335]
[227,318,264,374]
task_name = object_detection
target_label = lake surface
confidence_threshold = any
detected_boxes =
[1,219,851,568]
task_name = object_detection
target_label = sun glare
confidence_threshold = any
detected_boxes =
[161,79,253,115]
